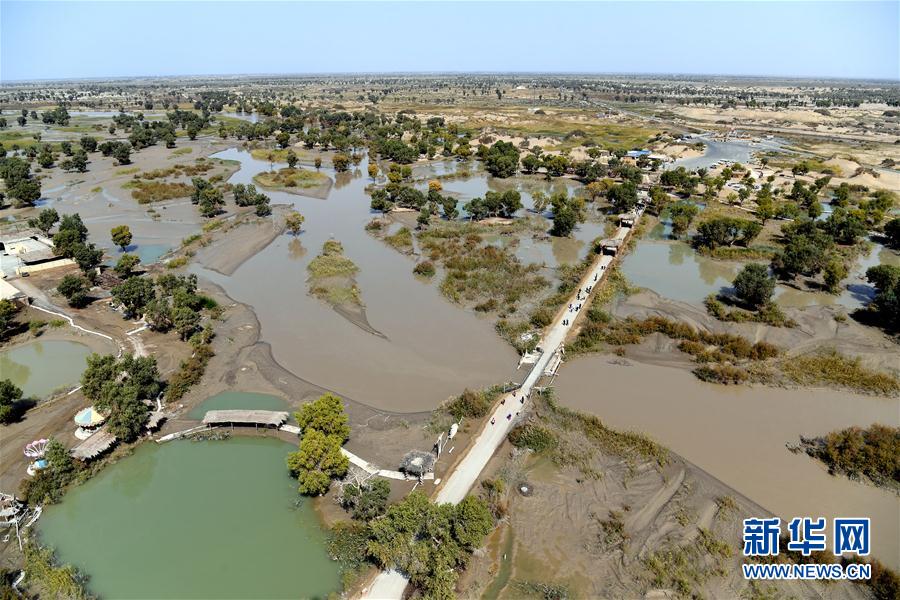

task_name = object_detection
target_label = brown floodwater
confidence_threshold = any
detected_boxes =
[554,356,900,568]
[196,149,552,413]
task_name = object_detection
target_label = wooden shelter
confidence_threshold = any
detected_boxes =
[202,410,289,428]
[71,430,116,461]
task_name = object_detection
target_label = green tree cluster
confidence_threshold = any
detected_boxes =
[478,141,520,178]
[694,217,762,249]
[232,183,272,216]
[81,353,161,441]
[464,190,522,220]
[0,156,42,207]
[866,265,900,332]
[549,192,586,237]
[366,492,494,599]
[286,393,350,495]
[0,379,23,424]
[732,263,775,309]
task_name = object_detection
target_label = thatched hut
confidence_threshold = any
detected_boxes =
[399,451,435,478]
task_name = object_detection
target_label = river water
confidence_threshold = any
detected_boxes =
[671,135,787,171]
[621,236,899,310]
[39,437,339,599]
[554,356,900,568]
[198,149,607,412]
[0,340,91,399]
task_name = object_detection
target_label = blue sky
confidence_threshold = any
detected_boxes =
[2,1,897,81]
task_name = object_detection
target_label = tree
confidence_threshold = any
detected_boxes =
[314,157,322,170]
[294,393,350,442]
[521,153,541,174]
[885,218,900,250]
[732,263,775,308]
[144,298,173,331]
[0,299,19,341]
[542,154,569,178]
[28,207,59,235]
[57,274,90,308]
[823,256,848,293]
[111,277,155,317]
[608,181,638,212]
[0,379,23,424]
[771,220,834,280]
[197,186,224,218]
[0,156,41,207]
[73,243,104,276]
[79,136,98,152]
[341,478,390,521]
[285,211,305,235]
[480,141,520,178]
[114,253,140,278]
[332,154,351,172]
[669,202,700,237]
[366,491,494,598]
[694,217,762,249]
[866,265,900,332]
[286,149,298,169]
[37,146,54,169]
[647,186,669,216]
[97,381,148,442]
[173,306,200,340]
[549,193,585,237]
[367,164,379,180]
[110,225,132,251]
[531,190,549,214]
[70,150,88,173]
[112,143,131,165]
[286,429,349,495]
[81,354,118,402]
[822,207,867,245]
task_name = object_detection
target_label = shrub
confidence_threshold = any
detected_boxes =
[508,421,558,452]
[693,365,749,384]
[413,260,435,277]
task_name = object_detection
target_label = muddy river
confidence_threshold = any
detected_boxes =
[554,356,900,568]
[197,149,609,413]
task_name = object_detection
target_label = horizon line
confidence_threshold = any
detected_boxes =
[3,70,899,86]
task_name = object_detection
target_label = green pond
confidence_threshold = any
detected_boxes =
[0,340,91,398]
[40,437,340,599]
[188,390,289,420]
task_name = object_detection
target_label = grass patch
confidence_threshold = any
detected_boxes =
[443,385,507,420]
[796,424,899,491]
[137,162,214,180]
[510,389,668,477]
[90,186,102,193]
[697,245,778,261]
[166,256,189,269]
[254,167,328,190]
[642,529,732,598]
[781,349,899,396]
[419,220,548,311]
[250,147,292,162]
[307,240,362,307]
[116,166,140,176]
[385,226,413,251]
[413,260,435,277]
[704,295,796,328]
[170,147,192,156]
[126,180,192,204]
